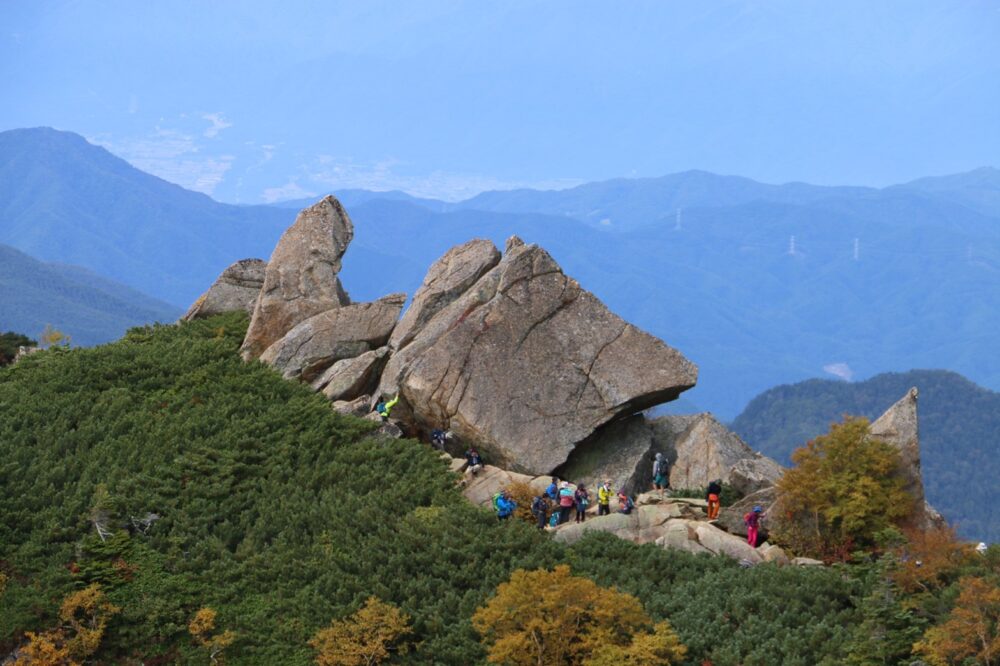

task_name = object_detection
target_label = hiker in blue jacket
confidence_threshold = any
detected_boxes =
[496,490,517,522]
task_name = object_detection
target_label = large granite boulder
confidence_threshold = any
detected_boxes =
[241,197,353,360]
[315,347,391,401]
[669,413,783,491]
[870,388,943,529]
[377,238,698,474]
[728,455,786,496]
[183,259,267,320]
[259,294,405,382]
[389,239,501,351]
[716,487,778,540]
[459,464,550,507]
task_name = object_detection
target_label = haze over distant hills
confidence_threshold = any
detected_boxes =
[0,243,179,345]
[2,126,999,418]
[731,369,1000,542]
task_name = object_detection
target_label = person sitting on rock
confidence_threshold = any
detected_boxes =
[464,447,483,476]
[744,506,764,547]
[617,491,634,515]
[574,484,590,523]
[545,477,560,503]
[706,478,723,521]
[430,428,448,450]
[558,482,575,524]
[652,452,669,494]
[495,490,516,522]
[531,494,550,530]
[374,393,399,421]
[597,480,613,516]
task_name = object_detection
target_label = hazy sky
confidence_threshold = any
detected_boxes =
[2,1,998,202]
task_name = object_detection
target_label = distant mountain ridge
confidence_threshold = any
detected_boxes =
[731,369,1000,542]
[3,126,999,419]
[0,243,180,345]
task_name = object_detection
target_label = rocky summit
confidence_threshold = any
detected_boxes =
[183,258,267,321]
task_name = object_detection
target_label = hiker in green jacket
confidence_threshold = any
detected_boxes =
[375,394,399,421]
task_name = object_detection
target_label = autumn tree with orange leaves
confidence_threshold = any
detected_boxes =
[472,564,686,666]
[914,575,1000,665]
[309,597,411,666]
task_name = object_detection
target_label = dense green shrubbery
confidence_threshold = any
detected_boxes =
[6,313,977,664]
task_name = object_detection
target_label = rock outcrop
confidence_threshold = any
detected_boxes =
[241,197,354,360]
[183,259,266,320]
[717,487,777,540]
[377,238,698,474]
[870,387,943,530]
[669,413,783,492]
[259,294,405,382]
[314,347,390,402]
[389,239,501,351]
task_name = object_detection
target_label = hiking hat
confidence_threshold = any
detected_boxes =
[753,506,763,513]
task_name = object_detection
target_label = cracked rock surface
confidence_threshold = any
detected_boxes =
[668,413,783,492]
[377,238,698,474]
[183,258,266,320]
[259,294,404,382]
[241,196,353,360]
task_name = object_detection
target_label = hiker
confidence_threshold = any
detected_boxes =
[545,477,560,503]
[430,429,448,450]
[374,393,399,421]
[494,490,516,522]
[744,506,764,547]
[652,452,669,493]
[617,491,634,515]
[706,478,722,520]
[976,542,988,555]
[597,480,613,516]
[558,482,575,524]
[574,483,590,523]
[464,447,483,476]
[531,494,550,530]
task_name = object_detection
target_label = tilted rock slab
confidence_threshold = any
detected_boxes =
[259,294,405,382]
[669,413,783,492]
[241,196,353,360]
[390,238,501,351]
[183,258,267,320]
[377,238,698,474]
[314,347,391,402]
[870,387,944,530]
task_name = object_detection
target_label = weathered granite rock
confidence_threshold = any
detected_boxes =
[553,503,683,546]
[241,197,354,360]
[656,521,714,555]
[314,347,390,401]
[694,523,763,563]
[363,412,403,438]
[378,239,698,474]
[389,239,501,351]
[870,388,943,529]
[728,455,785,497]
[183,258,266,320]
[259,294,405,382]
[459,464,550,507]
[331,394,372,417]
[792,557,824,566]
[669,413,783,491]
[760,544,790,564]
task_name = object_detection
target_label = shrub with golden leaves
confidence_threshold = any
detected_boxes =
[189,607,236,664]
[309,596,411,666]
[914,576,1000,665]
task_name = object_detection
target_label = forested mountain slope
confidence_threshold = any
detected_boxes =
[731,370,1000,542]
[0,243,179,345]
[0,313,867,665]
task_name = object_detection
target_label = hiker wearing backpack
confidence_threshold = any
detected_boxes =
[652,452,669,493]
[494,490,516,522]
[597,480,613,516]
[744,506,764,547]
[464,447,483,476]
[617,491,634,515]
[706,478,723,520]
[558,482,575,524]
[430,429,448,450]
[531,494,550,529]
[545,477,560,503]
[574,484,590,523]
[375,393,399,421]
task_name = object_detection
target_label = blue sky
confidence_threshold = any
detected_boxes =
[2,1,998,202]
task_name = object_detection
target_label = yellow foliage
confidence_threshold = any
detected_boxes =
[775,417,914,558]
[472,564,685,666]
[891,526,972,596]
[59,583,119,659]
[586,621,687,665]
[189,607,236,664]
[506,480,542,524]
[914,576,1000,665]
[40,324,71,349]
[309,596,411,666]
[14,630,77,666]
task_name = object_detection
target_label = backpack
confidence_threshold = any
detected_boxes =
[655,459,668,477]
[531,496,546,515]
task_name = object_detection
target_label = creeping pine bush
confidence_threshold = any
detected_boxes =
[0,313,872,665]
